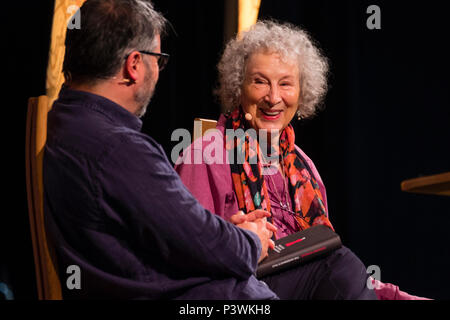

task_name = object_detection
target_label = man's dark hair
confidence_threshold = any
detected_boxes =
[63,0,166,84]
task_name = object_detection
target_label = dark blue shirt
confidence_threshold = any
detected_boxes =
[43,87,277,299]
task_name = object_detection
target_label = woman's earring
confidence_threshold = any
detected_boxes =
[297,110,302,121]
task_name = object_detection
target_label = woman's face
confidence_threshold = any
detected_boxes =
[241,51,300,133]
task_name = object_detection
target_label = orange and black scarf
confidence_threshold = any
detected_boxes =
[225,108,333,233]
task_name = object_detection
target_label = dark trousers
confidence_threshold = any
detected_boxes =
[262,246,378,300]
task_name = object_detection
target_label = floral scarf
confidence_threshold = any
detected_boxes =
[225,108,334,233]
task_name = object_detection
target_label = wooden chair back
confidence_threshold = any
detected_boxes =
[25,96,62,300]
[193,118,218,141]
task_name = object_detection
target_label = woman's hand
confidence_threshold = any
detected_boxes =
[230,210,277,262]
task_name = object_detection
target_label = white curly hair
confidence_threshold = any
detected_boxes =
[216,20,329,118]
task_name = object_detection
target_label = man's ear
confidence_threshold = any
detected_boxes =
[123,51,142,83]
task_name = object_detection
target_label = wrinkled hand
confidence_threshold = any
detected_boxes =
[231,210,277,262]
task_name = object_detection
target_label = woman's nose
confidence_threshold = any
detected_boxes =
[264,85,282,106]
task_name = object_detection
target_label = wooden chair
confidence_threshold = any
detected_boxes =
[25,96,62,300]
[193,118,218,141]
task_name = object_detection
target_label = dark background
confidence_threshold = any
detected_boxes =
[1,0,449,300]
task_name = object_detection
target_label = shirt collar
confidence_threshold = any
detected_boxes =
[57,86,143,132]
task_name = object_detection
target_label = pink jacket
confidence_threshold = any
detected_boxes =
[175,115,327,225]
[174,115,429,300]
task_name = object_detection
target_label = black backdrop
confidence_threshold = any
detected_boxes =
[1,1,54,299]
[257,0,450,299]
[1,0,449,300]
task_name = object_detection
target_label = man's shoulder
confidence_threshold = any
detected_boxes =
[109,129,164,158]
[46,102,162,163]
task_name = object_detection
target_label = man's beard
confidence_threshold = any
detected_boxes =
[134,65,156,118]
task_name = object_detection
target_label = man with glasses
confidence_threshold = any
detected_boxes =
[44,0,276,299]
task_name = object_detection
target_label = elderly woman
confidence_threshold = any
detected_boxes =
[175,21,424,300]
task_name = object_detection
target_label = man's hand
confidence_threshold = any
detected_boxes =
[230,210,277,263]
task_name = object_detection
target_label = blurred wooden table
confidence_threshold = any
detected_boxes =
[401,172,450,196]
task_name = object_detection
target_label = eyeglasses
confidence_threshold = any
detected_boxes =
[138,50,170,71]
[124,50,170,71]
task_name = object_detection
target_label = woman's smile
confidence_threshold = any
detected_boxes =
[259,108,283,120]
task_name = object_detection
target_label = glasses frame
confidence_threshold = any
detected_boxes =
[138,50,170,71]
[124,50,170,71]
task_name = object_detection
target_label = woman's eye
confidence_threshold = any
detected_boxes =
[254,78,266,84]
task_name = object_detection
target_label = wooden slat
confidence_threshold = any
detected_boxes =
[401,172,450,196]
[193,118,218,141]
[46,0,86,107]
[26,97,44,300]
[26,96,62,300]
[238,0,261,35]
